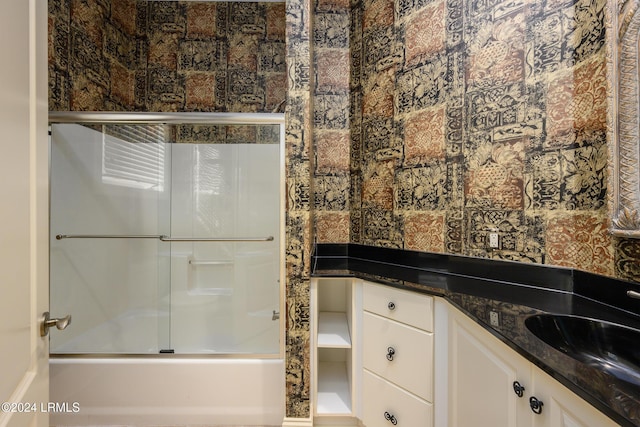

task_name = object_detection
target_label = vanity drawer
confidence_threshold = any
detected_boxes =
[363,311,433,401]
[363,281,433,331]
[362,370,433,427]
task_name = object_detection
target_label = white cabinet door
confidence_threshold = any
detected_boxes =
[447,304,619,427]
[448,305,532,427]
[531,365,619,427]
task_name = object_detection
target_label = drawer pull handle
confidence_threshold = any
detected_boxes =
[513,381,525,398]
[388,301,396,310]
[384,411,398,425]
[529,396,544,414]
[386,346,395,361]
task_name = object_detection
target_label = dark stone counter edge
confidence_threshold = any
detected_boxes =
[312,243,640,318]
[311,243,640,427]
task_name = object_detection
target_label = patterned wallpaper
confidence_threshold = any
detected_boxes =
[338,0,640,283]
[313,0,352,244]
[49,0,287,113]
[285,0,314,418]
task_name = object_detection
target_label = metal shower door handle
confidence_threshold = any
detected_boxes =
[40,311,72,337]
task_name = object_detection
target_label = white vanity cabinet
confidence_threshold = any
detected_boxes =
[361,281,434,427]
[311,277,620,427]
[447,304,618,427]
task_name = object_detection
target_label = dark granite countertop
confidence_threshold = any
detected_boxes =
[311,243,640,427]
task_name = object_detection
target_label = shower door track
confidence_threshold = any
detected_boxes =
[55,234,275,242]
[49,111,284,125]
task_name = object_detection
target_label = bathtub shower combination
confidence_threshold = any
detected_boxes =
[47,112,285,426]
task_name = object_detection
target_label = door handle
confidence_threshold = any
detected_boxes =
[40,311,72,337]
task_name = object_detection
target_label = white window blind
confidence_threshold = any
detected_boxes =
[102,124,167,191]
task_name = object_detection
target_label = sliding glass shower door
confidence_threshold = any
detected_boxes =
[49,117,283,356]
[169,142,281,353]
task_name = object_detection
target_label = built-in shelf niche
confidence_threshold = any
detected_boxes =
[317,312,351,348]
[312,277,357,419]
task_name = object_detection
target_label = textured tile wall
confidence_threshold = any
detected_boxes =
[348,0,640,283]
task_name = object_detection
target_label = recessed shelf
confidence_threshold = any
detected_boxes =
[318,312,351,348]
[313,278,355,420]
[317,361,352,415]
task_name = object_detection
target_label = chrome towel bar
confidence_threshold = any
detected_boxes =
[56,234,274,242]
[188,260,234,265]
[162,236,273,242]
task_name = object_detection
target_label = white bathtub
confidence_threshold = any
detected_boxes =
[50,357,285,426]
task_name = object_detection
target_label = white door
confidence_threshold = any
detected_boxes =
[0,0,49,426]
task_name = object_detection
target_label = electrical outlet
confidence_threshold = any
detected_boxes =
[488,232,500,249]
[489,311,500,327]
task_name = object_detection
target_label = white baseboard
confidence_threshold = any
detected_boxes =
[313,415,361,426]
[282,415,363,426]
[282,416,314,427]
